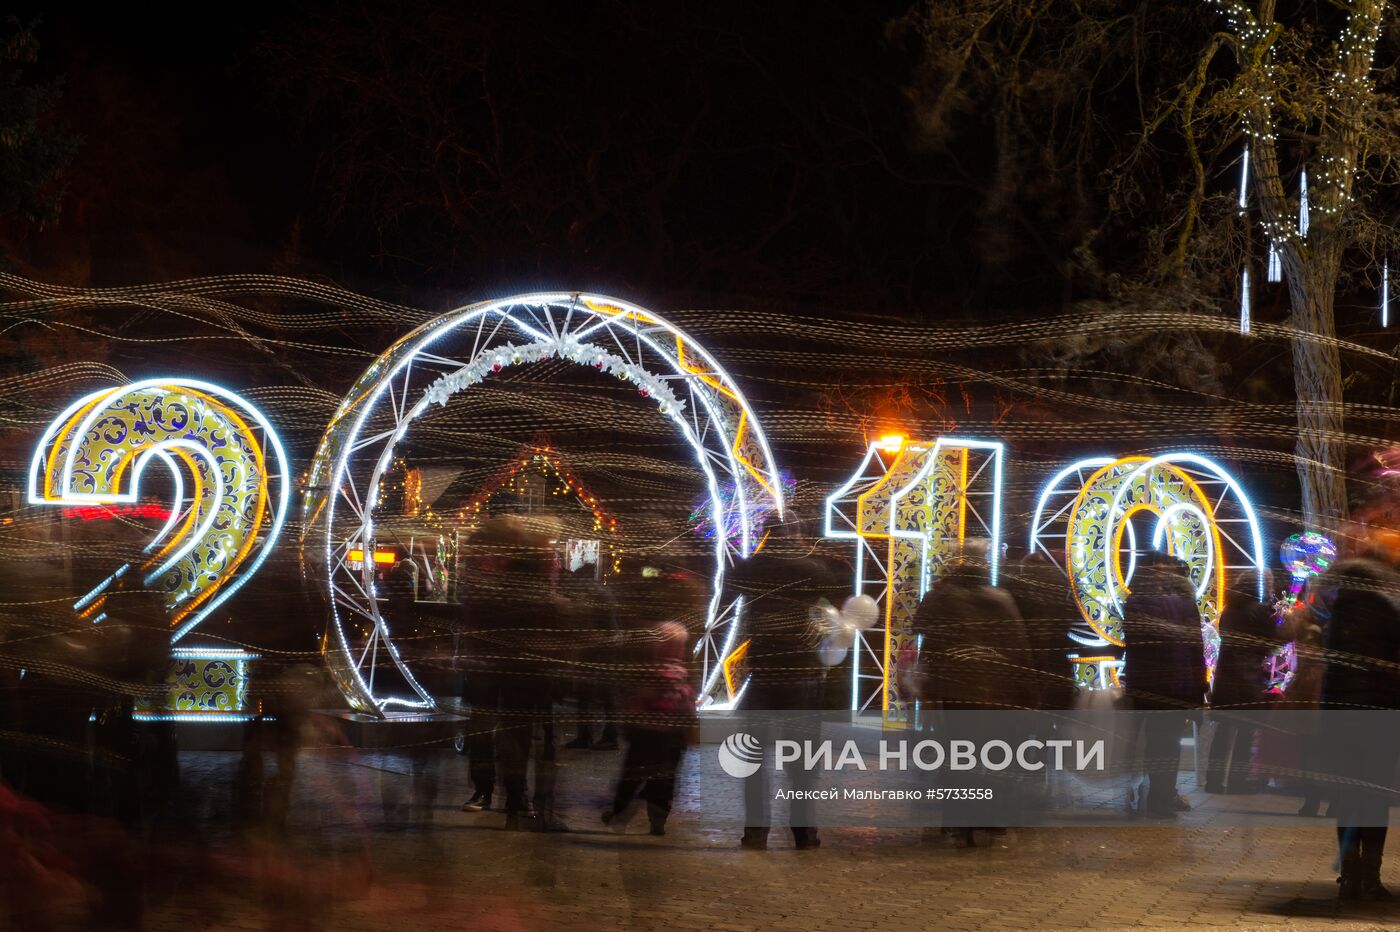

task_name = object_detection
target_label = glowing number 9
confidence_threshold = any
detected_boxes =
[824,435,1004,716]
[29,378,290,639]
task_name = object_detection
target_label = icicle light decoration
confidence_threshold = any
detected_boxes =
[1240,267,1252,334]
[1267,243,1282,282]
[1299,169,1310,238]
[1238,145,1250,211]
[1383,258,1390,328]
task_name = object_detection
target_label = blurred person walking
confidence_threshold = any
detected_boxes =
[1006,554,1081,711]
[1119,553,1206,819]
[731,516,845,851]
[602,622,696,835]
[1280,579,1330,816]
[1204,569,1280,794]
[1320,529,1400,900]
[563,566,620,751]
[376,550,439,825]
[906,542,1032,845]
[457,518,570,831]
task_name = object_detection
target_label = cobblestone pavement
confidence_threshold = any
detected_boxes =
[100,743,1397,932]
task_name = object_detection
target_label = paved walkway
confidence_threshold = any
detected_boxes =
[99,744,1397,932]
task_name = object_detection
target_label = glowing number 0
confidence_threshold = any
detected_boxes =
[1030,453,1266,689]
[824,435,1004,716]
[29,378,290,639]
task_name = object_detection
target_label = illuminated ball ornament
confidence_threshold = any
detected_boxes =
[1279,532,1335,582]
[1266,532,1335,692]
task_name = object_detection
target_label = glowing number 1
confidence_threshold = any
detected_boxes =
[29,378,290,640]
[825,436,1004,717]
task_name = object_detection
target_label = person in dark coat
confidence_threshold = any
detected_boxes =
[904,542,1031,844]
[1280,578,1330,816]
[456,517,570,831]
[1319,530,1400,900]
[1120,553,1205,818]
[728,520,845,851]
[909,546,1034,712]
[562,568,620,750]
[1005,554,1080,711]
[1205,569,1281,793]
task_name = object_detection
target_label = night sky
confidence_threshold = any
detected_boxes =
[5,2,1400,554]
[9,3,979,313]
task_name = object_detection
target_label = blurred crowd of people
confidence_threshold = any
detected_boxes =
[3,509,1400,927]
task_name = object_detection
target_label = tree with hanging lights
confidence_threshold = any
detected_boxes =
[898,1,1400,536]
[1204,0,1394,532]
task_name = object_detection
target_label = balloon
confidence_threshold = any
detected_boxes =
[808,601,841,631]
[841,594,879,630]
[817,637,849,667]
[830,620,856,650]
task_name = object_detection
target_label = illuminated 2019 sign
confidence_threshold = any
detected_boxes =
[29,313,1273,718]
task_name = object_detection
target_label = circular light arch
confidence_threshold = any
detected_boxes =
[300,293,783,715]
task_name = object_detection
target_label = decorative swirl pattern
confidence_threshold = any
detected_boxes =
[29,378,290,641]
[1062,453,1266,676]
[838,438,1003,716]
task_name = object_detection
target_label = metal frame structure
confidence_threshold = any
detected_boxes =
[825,436,1003,716]
[301,293,783,716]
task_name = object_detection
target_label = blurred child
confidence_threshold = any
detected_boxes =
[602,622,696,836]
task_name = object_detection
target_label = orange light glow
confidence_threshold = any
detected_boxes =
[347,549,397,565]
[879,434,905,452]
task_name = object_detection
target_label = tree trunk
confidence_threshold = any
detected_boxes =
[1285,258,1349,534]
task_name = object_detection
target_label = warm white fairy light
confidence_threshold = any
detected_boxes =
[1298,169,1309,237]
[1207,1,1387,325]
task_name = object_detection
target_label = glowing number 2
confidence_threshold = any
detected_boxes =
[29,378,291,640]
[824,436,1004,716]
